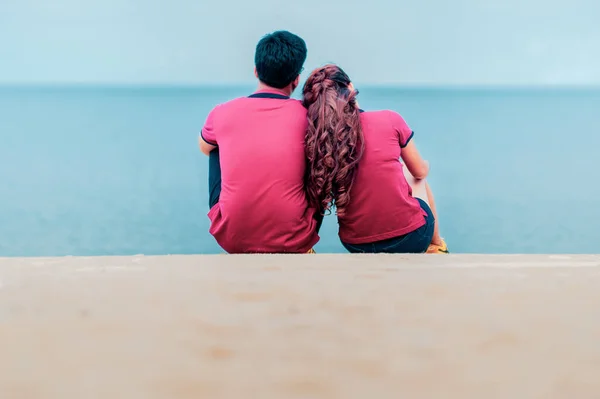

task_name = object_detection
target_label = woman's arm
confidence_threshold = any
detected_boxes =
[400,141,429,180]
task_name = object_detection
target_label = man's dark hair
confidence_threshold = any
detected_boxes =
[254,31,307,89]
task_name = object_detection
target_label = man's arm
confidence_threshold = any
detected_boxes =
[198,107,219,156]
[198,135,217,156]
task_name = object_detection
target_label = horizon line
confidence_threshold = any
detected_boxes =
[1,82,600,91]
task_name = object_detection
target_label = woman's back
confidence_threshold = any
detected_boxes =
[302,63,448,253]
[338,110,427,244]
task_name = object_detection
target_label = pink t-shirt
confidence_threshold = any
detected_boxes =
[338,110,427,244]
[201,90,320,253]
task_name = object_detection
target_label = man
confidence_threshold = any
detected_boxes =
[198,30,321,253]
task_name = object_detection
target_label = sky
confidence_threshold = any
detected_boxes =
[0,0,599,86]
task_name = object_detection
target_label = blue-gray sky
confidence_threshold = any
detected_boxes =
[1,0,599,85]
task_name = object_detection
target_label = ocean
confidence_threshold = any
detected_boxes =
[1,86,599,256]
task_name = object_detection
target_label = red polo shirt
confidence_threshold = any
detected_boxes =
[338,110,428,244]
[201,90,320,253]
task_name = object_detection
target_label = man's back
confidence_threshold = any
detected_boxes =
[201,90,320,253]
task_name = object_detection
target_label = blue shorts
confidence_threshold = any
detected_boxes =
[341,198,435,254]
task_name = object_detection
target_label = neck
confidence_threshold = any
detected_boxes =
[256,82,292,97]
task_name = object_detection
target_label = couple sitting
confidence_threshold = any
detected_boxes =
[198,30,449,255]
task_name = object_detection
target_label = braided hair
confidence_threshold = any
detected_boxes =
[302,64,364,217]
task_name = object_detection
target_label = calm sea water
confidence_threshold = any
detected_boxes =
[1,86,599,256]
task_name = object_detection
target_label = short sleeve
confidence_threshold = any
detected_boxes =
[200,107,218,146]
[387,110,414,148]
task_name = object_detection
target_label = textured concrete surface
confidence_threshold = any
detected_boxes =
[1,254,600,399]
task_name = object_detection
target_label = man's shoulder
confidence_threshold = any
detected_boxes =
[279,99,307,123]
[287,98,307,111]
[204,97,249,126]
[209,96,247,113]
[209,96,307,123]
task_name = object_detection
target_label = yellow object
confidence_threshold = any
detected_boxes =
[427,239,449,254]
[307,248,316,254]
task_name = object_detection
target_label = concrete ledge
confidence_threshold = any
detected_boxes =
[2,254,600,398]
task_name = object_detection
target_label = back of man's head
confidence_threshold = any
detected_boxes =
[255,31,307,89]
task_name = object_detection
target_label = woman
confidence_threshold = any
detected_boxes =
[302,64,448,254]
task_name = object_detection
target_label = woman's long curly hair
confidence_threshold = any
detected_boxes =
[302,64,364,217]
